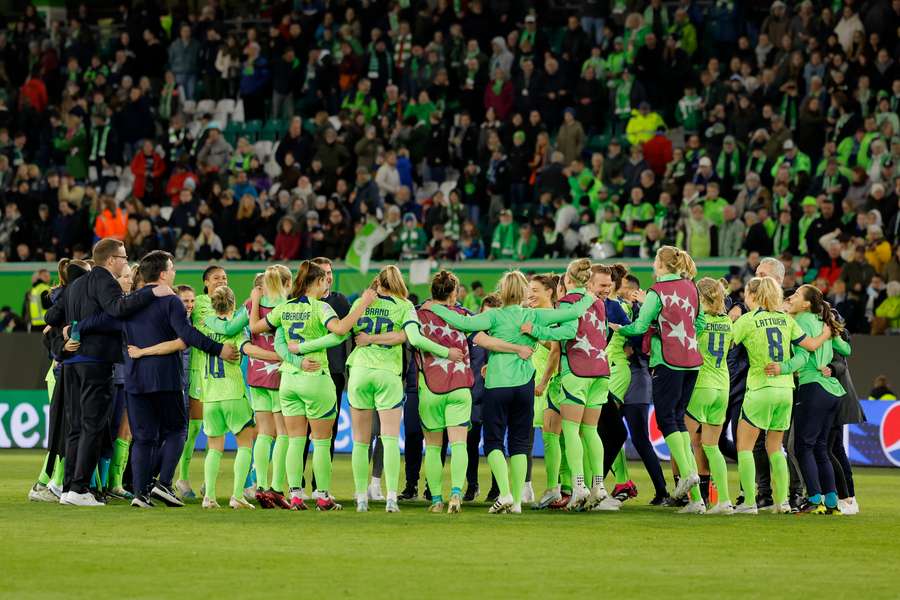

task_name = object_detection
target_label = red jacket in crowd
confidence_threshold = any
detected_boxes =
[484,79,514,121]
[643,133,673,177]
[130,150,166,200]
[19,78,48,113]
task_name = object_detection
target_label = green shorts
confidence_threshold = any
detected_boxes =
[560,372,609,409]
[418,375,472,431]
[546,376,561,414]
[279,372,336,419]
[609,361,631,403]
[188,369,202,399]
[250,387,281,413]
[742,386,793,431]
[203,398,254,437]
[686,387,728,426]
[348,366,403,411]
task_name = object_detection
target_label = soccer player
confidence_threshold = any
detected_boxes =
[430,270,591,514]
[205,266,294,509]
[683,278,734,515]
[613,246,705,505]
[177,265,229,498]
[766,285,850,515]
[522,259,615,511]
[731,277,831,514]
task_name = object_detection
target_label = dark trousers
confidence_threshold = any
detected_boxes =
[599,399,628,476]
[466,420,483,487]
[718,388,743,460]
[403,391,424,486]
[651,366,698,437]
[829,424,855,498]
[483,381,535,456]
[794,383,841,499]
[304,373,345,489]
[622,403,668,495]
[127,390,188,495]
[64,362,115,494]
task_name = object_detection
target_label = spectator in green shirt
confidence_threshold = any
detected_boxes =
[399,212,427,259]
[702,181,729,228]
[53,111,89,181]
[621,187,655,257]
[490,209,518,259]
[516,223,538,260]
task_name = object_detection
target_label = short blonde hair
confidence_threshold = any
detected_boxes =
[745,277,783,312]
[656,245,697,279]
[210,286,236,315]
[497,270,528,306]
[697,277,725,314]
[374,265,408,299]
[565,257,593,287]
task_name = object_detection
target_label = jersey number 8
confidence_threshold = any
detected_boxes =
[765,327,784,362]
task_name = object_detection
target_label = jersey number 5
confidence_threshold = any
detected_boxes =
[765,327,784,362]
[288,322,305,343]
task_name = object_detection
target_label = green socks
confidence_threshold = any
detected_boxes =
[286,436,307,490]
[510,454,527,505]
[425,444,443,502]
[253,434,274,490]
[542,432,561,490]
[769,450,788,507]
[703,444,730,505]
[312,438,333,493]
[579,423,604,487]
[381,435,400,494]
[561,419,584,485]
[271,434,288,493]
[233,447,253,498]
[681,432,702,503]
[449,441,467,494]
[51,457,64,488]
[559,434,572,493]
[486,449,512,498]
[204,448,223,500]
[37,453,51,486]
[180,419,202,481]
[737,450,755,505]
[109,437,130,490]
[352,442,370,496]
[612,448,630,484]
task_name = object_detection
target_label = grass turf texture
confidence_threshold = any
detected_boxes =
[3,450,899,599]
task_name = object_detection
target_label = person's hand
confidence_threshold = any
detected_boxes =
[64,339,80,352]
[516,345,534,360]
[447,347,464,362]
[633,289,646,303]
[820,365,833,378]
[481,365,487,378]
[301,358,321,372]
[822,324,832,338]
[535,381,547,396]
[765,362,782,376]
[355,332,373,347]
[152,284,174,297]
[42,325,52,335]
[288,341,300,354]
[421,300,434,311]
[361,288,378,306]
[219,343,239,362]
[520,322,533,335]
[127,345,143,358]
[608,322,622,331]
[62,325,70,340]
[250,285,262,304]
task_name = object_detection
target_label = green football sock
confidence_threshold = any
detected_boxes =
[179,419,202,481]
[486,450,511,498]
[37,453,51,485]
[510,454,527,505]
[204,449,223,500]
[232,447,253,499]
[542,432,561,490]
[351,442,370,496]
[703,444,729,505]
[271,434,288,493]
[769,451,788,506]
[561,419,584,485]
[109,438,130,490]
[737,450,755,505]
[681,432,702,503]
[581,432,593,485]
[449,441,467,494]
[580,423,604,487]
[286,436,307,490]
[559,432,572,492]
[424,444,443,502]
[664,432,693,482]
[253,434,274,490]
[612,448,630,484]
[312,438,333,493]
[381,435,400,494]
[51,457,64,488]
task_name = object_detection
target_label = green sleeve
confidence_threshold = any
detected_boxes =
[204,307,249,335]
[274,328,302,369]
[532,296,592,326]
[694,307,705,335]
[531,319,577,342]
[431,303,493,332]
[779,344,809,375]
[295,332,348,354]
[832,336,851,357]
[404,322,450,358]
[618,291,661,336]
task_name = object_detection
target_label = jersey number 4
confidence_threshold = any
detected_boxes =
[707,333,727,368]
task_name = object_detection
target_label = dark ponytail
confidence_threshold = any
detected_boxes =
[291,260,326,298]
[202,265,225,294]
[799,284,845,338]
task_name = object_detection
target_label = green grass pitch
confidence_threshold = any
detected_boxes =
[3,450,899,599]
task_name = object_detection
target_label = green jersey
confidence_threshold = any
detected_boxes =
[779,311,851,396]
[202,323,249,402]
[267,296,337,376]
[346,295,419,375]
[732,309,806,391]
[189,294,214,373]
[695,313,733,390]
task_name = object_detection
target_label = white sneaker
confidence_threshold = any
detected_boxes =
[230,496,255,510]
[488,494,514,514]
[356,494,369,512]
[58,491,72,505]
[385,499,400,513]
[585,483,609,509]
[672,473,700,500]
[521,481,535,504]
[678,500,707,514]
[175,479,195,499]
[535,487,562,509]
[590,496,622,512]
[567,484,590,510]
[202,496,220,509]
[48,481,63,498]
[707,502,735,515]
[734,502,758,515]
[243,485,257,503]
[509,502,523,514]
[29,483,57,503]
[843,497,860,515]
[770,500,791,514]
[66,491,104,507]
[367,481,385,501]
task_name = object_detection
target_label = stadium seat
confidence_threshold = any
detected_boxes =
[439,180,458,197]
[260,119,286,141]
[243,120,263,141]
[264,160,282,178]
[181,99,196,116]
[215,98,236,115]
[195,98,216,116]
[254,140,274,162]
[232,99,245,123]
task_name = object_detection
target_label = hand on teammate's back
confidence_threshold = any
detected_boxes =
[447,347,464,362]
[301,358,321,372]
[361,288,377,305]
[520,322,533,335]
[516,346,533,360]
[219,343,239,362]
[355,333,372,347]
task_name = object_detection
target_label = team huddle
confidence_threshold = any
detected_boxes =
[28,239,862,516]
